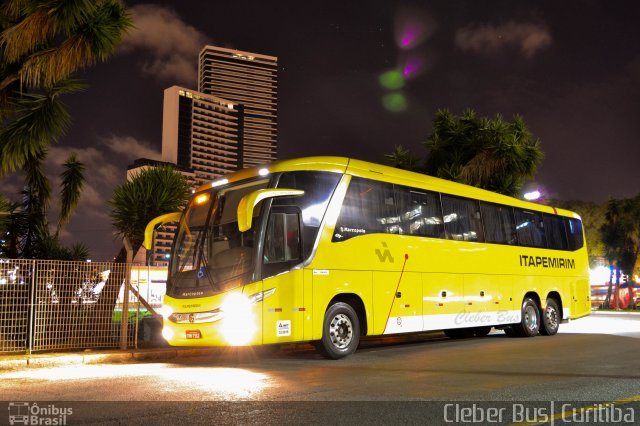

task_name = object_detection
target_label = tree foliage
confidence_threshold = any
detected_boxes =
[386,109,544,197]
[600,196,640,277]
[0,1,131,259]
[552,199,606,263]
[0,0,131,173]
[109,166,191,254]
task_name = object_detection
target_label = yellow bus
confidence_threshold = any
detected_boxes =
[145,157,590,359]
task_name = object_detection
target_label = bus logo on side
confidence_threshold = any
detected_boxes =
[375,242,394,263]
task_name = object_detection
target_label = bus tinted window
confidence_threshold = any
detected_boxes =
[275,171,341,258]
[333,177,398,242]
[514,209,546,248]
[543,214,569,250]
[442,195,484,242]
[481,202,516,245]
[395,187,444,238]
[566,218,584,251]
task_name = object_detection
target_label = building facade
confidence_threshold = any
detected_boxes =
[198,45,278,167]
[162,86,244,187]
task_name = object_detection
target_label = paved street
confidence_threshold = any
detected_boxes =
[0,313,638,424]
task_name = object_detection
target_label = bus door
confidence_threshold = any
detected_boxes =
[260,206,305,344]
[422,273,465,331]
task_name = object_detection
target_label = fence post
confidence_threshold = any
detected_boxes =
[28,259,36,354]
[120,238,133,349]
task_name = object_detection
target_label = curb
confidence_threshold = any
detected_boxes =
[0,347,220,371]
[591,310,640,316]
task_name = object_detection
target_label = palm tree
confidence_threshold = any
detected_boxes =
[109,165,191,257]
[425,109,543,196]
[600,196,640,309]
[386,109,544,197]
[88,166,190,344]
[0,0,132,172]
[0,0,131,259]
[385,145,420,172]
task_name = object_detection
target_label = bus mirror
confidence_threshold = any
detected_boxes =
[144,212,182,250]
[237,188,304,232]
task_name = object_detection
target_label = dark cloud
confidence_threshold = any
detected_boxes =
[455,21,552,58]
[120,4,210,85]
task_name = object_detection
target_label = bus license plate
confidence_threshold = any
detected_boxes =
[186,330,201,339]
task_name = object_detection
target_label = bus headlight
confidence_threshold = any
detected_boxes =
[220,293,256,346]
[161,326,174,341]
[158,305,174,319]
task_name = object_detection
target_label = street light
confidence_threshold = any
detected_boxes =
[523,190,541,201]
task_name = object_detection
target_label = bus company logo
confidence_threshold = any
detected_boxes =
[8,402,73,425]
[375,242,394,263]
[519,255,576,269]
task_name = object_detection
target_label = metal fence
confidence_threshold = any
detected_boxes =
[0,259,165,354]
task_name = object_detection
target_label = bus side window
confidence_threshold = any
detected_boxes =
[481,202,517,245]
[514,209,546,248]
[332,177,398,242]
[441,195,484,242]
[543,213,569,250]
[395,186,444,238]
[566,218,584,251]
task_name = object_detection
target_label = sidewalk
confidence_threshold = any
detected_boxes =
[591,309,640,316]
[0,346,221,371]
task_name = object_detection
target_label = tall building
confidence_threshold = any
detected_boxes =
[158,46,278,265]
[162,86,244,187]
[198,45,278,167]
[126,158,196,266]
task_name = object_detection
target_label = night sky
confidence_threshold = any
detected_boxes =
[5,0,639,260]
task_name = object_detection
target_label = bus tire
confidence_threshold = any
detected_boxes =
[472,326,492,337]
[319,302,360,359]
[513,297,540,337]
[540,298,560,336]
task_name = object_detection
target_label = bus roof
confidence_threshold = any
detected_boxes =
[193,156,580,220]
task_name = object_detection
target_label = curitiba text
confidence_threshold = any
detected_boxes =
[519,255,575,269]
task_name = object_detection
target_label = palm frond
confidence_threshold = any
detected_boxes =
[109,166,190,250]
[56,153,85,237]
[0,79,77,174]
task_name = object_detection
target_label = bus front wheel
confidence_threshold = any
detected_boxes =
[540,298,560,336]
[319,302,361,359]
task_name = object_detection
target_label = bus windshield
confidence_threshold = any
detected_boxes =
[168,179,269,297]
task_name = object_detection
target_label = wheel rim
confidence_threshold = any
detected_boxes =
[329,313,353,349]
[545,305,558,330]
[524,305,538,331]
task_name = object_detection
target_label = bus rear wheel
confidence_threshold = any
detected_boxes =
[318,302,360,359]
[512,297,540,337]
[540,298,560,336]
